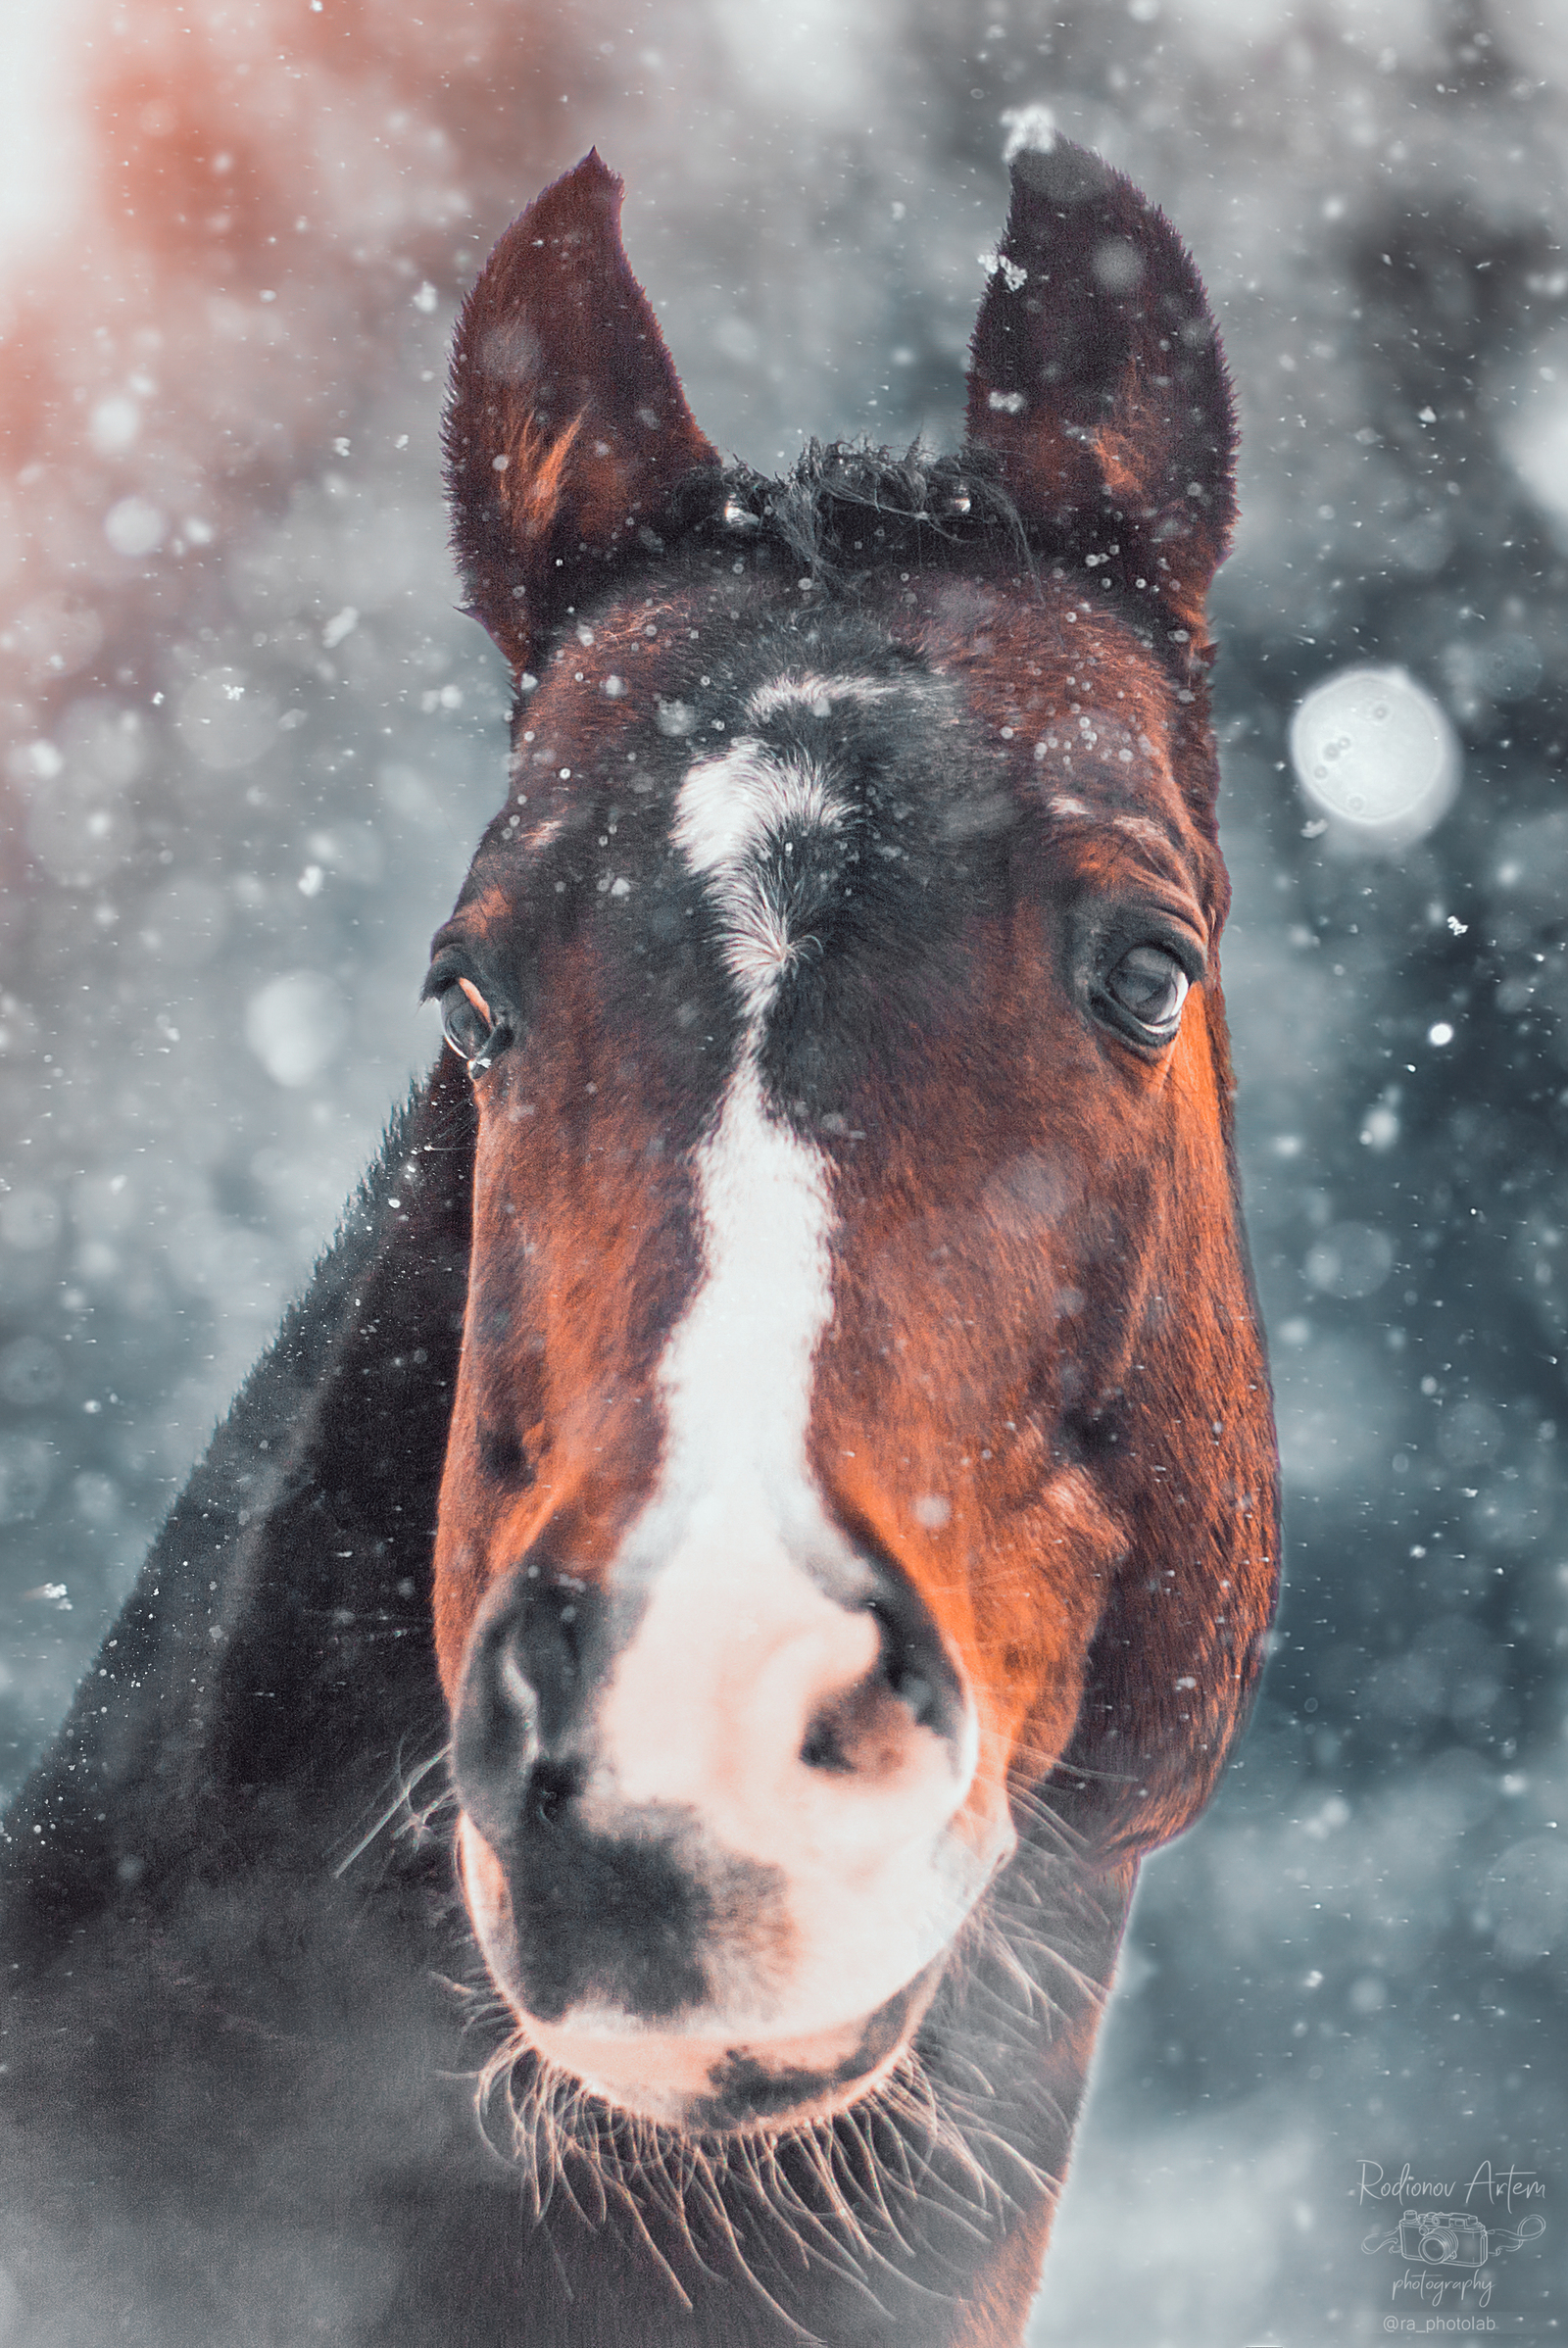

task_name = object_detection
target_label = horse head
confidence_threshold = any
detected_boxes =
[428,143,1278,2141]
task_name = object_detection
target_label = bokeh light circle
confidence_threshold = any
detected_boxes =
[1288,664,1459,846]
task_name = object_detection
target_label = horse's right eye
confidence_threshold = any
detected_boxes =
[440,977,506,1070]
[1104,945,1188,1031]
[1093,943,1192,1048]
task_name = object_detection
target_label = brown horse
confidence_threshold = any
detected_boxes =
[0,139,1277,2347]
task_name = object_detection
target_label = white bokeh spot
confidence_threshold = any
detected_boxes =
[244,972,347,1090]
[1288,664,1458,848]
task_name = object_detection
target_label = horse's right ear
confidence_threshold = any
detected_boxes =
[445,152,723,678]
[965,138,1237,643]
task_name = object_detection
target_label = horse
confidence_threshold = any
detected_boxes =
[0,138,1279,2347]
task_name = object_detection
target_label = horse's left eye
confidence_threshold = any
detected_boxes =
[1102,945,1189,1037]
[440,977,506,1070]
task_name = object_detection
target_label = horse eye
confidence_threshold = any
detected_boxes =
[440,976,506,1070]
[1102,945,1189,1036]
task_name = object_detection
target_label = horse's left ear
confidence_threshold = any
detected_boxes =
[445,152,723,677]
[966,139,1237,639]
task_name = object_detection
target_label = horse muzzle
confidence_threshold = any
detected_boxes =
[459,1810,946,2128]
[449,1541,1009,2130]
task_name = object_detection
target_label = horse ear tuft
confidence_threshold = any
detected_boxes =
[445,153,722,676]
[966,140,1237,637]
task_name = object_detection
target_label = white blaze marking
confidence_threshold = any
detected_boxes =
[673,739,848,1015]
[745,672,909,724]
[675,740,846,891]
[594,1044,976,2014]
[655,1057,841,1579]
[604,736,864,1832]
[571,699,994,2048]
[597,733,879,1854]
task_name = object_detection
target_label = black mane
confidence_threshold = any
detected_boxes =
[592,438,1191,699]
[696,439,1033,586]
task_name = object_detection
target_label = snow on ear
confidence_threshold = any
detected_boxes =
[966,138,1237,640]
[444,151,722,677]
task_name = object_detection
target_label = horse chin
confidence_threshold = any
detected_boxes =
[458,1814,943,2133]
[514,1993,931,2133]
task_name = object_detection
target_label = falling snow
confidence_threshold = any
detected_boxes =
[2,2,1567,2340]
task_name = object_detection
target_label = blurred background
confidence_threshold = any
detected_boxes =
[2,0,1566,2336]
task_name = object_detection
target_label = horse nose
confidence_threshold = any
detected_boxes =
[451,1578,598,1848]
[593,1545,972,1846]
[453,1551,969,1854]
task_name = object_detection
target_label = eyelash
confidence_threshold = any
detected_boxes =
[437,974,509,1071]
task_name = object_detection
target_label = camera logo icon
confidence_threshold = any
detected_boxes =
[1397,2211,1490,2269]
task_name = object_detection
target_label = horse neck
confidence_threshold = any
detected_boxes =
[0,1053,475,1950]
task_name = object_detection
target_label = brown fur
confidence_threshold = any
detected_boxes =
[418,146,1280,2340]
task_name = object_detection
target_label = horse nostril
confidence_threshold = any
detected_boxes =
[514,1586,596,1750]
[453,1573,603,1847]
[527,1756,583,1830]
[799,1603,958,1778]
[887,1665,938,1732]
[871,1585,962,1744]
[799,1666,932,1781]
